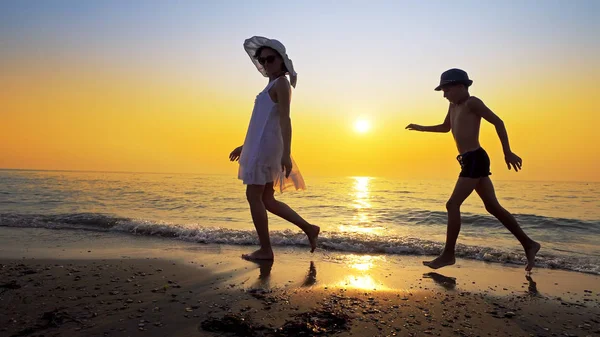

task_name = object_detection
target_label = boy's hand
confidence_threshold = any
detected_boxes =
[229,146,243,161]
[505,152,523,172]
[405,124,423,131]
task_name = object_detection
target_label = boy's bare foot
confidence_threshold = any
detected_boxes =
[524,241,541,271]
[306,225,320,253]
[242,249,274,261]
[423,254,456,269]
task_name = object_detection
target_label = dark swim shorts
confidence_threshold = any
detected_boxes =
[457,147,491,178]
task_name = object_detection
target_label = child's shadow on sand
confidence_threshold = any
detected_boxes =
[247,260,274,289]
[423,272,457,290]
[301,261,317,287]
[526,274,538,296]
[246,260,317,289]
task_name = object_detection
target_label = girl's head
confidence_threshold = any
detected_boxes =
[244,36,297,87]
[254,47,288,77]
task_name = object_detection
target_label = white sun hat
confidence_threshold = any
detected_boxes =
[243,36,297,88]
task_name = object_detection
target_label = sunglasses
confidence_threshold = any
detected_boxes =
[257,55,277,65]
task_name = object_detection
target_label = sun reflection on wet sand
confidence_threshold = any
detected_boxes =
[349,255,377,271]
[337,275,383,290]
[326,254,391,291]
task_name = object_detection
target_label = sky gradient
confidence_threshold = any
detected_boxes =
[1,1,599,181]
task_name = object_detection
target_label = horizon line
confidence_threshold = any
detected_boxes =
[1,167,598,184]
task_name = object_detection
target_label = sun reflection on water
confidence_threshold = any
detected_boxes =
[339,177,383,235]
[352,176,372,211]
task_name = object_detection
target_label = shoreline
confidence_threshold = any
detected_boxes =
[2,218,598,276]
[1,227,599,336]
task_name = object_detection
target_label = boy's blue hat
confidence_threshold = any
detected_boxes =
[435,68,473,91]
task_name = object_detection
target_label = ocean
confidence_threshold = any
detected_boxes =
[1,169,599,274]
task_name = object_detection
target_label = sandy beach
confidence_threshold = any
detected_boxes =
[3,1,600,336]
[1,227,599,337]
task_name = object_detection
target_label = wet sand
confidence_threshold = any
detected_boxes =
[1,227,599,336]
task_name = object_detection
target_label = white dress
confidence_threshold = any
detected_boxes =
[238,77,306,192]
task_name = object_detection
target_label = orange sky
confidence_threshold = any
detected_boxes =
[1,1,599,182]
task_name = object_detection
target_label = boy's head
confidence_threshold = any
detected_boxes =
[435,68,472,103]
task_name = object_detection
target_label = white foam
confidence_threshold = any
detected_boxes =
[1,212,598,275]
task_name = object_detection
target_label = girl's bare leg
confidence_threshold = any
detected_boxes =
[242,184,274,260]
[262,183,320,252]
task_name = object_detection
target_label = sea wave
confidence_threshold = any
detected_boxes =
[1,212,598,275]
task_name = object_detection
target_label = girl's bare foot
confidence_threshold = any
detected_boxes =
[423,253,456,269]
[242,248,274,261]
[524,241,541,271]
[306,225,320,253]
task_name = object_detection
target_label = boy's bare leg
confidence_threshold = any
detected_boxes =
[262,183,320,252]
[424,177,479,269]
[475,177,541,271]
[242,184,274,260]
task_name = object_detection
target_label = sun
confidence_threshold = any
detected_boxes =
[354,119,371,133]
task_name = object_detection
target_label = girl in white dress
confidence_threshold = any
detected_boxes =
[229,36,320,260]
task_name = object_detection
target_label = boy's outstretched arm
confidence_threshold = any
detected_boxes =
[467,97,523,172]
[406,109,451,133]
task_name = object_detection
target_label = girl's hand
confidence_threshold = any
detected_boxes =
[229,146,243,161]
[281,155,292,178]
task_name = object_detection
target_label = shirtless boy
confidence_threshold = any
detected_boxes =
[406,68,541,271]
